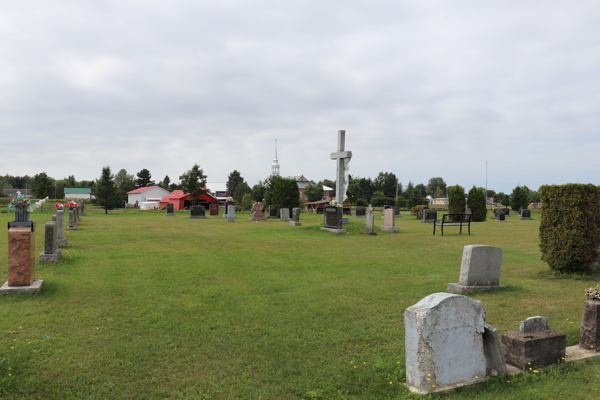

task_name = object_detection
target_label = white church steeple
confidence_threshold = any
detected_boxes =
[271,139,280,176]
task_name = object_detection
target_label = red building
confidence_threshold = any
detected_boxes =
[159,190,218,210]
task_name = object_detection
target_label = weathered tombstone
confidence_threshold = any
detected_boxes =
[251,201,267,221]
[422,209,437,223]
[580,299,600,351]
[56,209,68,248]
[75,205,81,225]
[321,206,346,234]
[393,206,401,218]
[483,324,508,375]
[224,201,235,218]
[280,208,290,221]
[227,205,236,222]
[267,205,278,218]
[381,205,392,219]
[164,203,175,216]
[189,205,206,219]
[497,210,506,222]
[39,221,61,263]
[289,208,302,226]
[1,193,43,294]
[520,209,532,220]
[502,316,566,370]
[380,208,399,232]
[405,293,486,394]
[447,245,506,293]
[364,205,374,235]
[355,206,366,218]
[80,199,85,216]
[209,203,219,216]
[68,209,77,230]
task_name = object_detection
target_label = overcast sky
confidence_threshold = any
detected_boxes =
[1,1,599,194]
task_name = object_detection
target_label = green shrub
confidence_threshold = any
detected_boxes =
[395,197,408,208]
[271,177,300,211]
[539,184,600,272]
[448,185,465,214]
[467,186,487,222]
[241,193,253,211]
[356,198,368,206]
[411,205,425,219]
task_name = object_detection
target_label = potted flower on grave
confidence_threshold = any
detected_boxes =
[56,203,64,211]
[8,192,33,222]
[67,200,78,210]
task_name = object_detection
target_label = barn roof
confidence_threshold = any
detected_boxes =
[64,187,92,194]
[127,186,160,194]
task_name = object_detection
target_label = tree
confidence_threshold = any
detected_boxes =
[510,185,530,211]
[467,186,487,222]
[493,192,508,206]
[263,175,281,208]
[136,169,155,188]
[373,172,398,198]
[179,164,207,206]
[304,181,324,202]
[409,188,423,208]
[66,175,77,187]
[405,181,414,201]
[448,185,466,214]
[159,175,171,190]
[115,169,136,203]
[32,172,54,199]
[358,178,374,201]
[226,170,244,196]
[371,191,385,206]
[234,182,251,203]
[95,166,118,214]
[415,183,428,199]
[434,187,444,198]
[346,178,362,203]
[486,189,496,198]
[528,190,540,203]
[241,193,253,211]
[252,184,266,202]
[271,177,300,210]
[427,177,447,196]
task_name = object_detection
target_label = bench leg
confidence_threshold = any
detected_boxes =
[441,224,444,236]
[468,224,471,235]
[460,223,463,234]
[433,223,436,235]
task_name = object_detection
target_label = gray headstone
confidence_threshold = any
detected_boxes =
[44,221,57,254]
[520,316,549,333]
[292,208,300,222]
[459,245,504,287]
[56,209,68,247]
[520,209,532,219]
[405,293,486,394]
[380,208,399,232]
[227,205,236,222]
[68,209,77,229]
[483,323,507,374]
[280,208,290,221]
[364,205,374,234]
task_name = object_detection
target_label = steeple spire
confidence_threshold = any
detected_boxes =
[271,139,280,176]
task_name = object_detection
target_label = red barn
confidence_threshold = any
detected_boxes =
[160,189,218,210]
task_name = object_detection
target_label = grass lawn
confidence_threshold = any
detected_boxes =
[1,208,600,399]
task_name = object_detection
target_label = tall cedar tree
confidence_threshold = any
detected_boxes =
[179,164,207,206]
[271,177,301,210]
[448,185,466,214]
[226,170,244,196]
[510,185,530,211]
[467,186,487,222]
[32,172,54,199]
[136,169,155,188]
[234,182,251,203]
[95,166,118,214]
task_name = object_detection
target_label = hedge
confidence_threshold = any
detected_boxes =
[539,184,600,272]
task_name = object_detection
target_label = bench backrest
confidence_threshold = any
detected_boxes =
[442,213,471,223]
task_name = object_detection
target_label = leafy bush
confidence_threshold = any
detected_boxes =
[510,185,529,211]
[467,186,487,222]
[448,185,466,214]
[539,184,600,272]
[356,198,368,207]
[241,193,253,211]
[411,205,425,219]
[396,197,408,208]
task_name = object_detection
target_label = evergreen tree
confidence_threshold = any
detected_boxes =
[271,177,300,210]
[448,185,466,214]
[115,169,136,203]
[427,177,447,196]
[233,181,251,203]
[510,185,530,211]
[410,188,423,208]
[66,175,77,186]
[467,186,487,222]
[32,172,54,199]
[135,169,155,188]
[95,166,118,214]
[159,175,171,190]
[251,184,266,202]
[226,170,244,196]
[179,164,207,206]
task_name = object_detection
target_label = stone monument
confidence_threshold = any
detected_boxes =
[422,209,437,223]
[68,208,77,230]
[520,209,532,220]
[280,208,290,221]
[39,221,61,263]
[502,316,566,370]
[447,245,506,293]
[1,192,43,294]
[355,206,366,218]
[227,205,236,222]
[497,210,506,222]
[289,208,301,226]
[251,201,267,221]
[380,208,399,232]
[405,293,486,394]
[267,205,277,219]
[321,205,346,234]
[224,200,235,218]
[364,205,374,235]
[209,203,219,216]
[56,208,68,248]
[189,205,206,219]
[164,203,175,216]
[580,299,600,351]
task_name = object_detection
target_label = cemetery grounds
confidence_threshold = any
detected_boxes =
[1,208,600,399]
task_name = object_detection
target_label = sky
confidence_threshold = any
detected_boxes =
[1,1,599,194]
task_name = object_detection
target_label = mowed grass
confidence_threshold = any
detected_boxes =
[1,209,600,399]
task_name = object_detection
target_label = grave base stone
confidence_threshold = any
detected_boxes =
[0,280,44,295]
[39,251,61,263]
[502,329,566,370]
[58,237,68,248]
[580,299,600,351]
[289,221,302,227]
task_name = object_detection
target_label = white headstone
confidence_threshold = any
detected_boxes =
[405,293,486,394]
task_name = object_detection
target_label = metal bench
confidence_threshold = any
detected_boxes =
[433,213,471,236]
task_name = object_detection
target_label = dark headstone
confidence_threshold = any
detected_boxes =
[393,206,400,217]
[268,205,277,218]
[520,209,532,220]
[167,203,173,213]
[356,206,366,217]
[292,208,300,222]
[422,209,437,223]
[498,211,506,221]
[189,205,206,219]
[209,203,219,216]
[502,329,566,370]
[324,206,342,229]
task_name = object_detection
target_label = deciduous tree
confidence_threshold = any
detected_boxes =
[179,164,207,206]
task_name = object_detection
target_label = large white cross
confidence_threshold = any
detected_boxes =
[330,130,352,203]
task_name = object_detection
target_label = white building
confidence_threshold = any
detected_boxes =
[205,182,228,202]
[64,188,95,199]
[127,186,170,206]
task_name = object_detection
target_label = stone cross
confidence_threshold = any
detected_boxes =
[330,130,352,203]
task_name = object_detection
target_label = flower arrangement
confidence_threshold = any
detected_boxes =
[7,192,33,212]
[585,285,600,300]
[329,200,341,207]
[66,200,78,210]
[56,203,64,210]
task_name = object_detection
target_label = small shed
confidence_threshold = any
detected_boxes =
[127,186,170,206]
[160,190,218,210]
